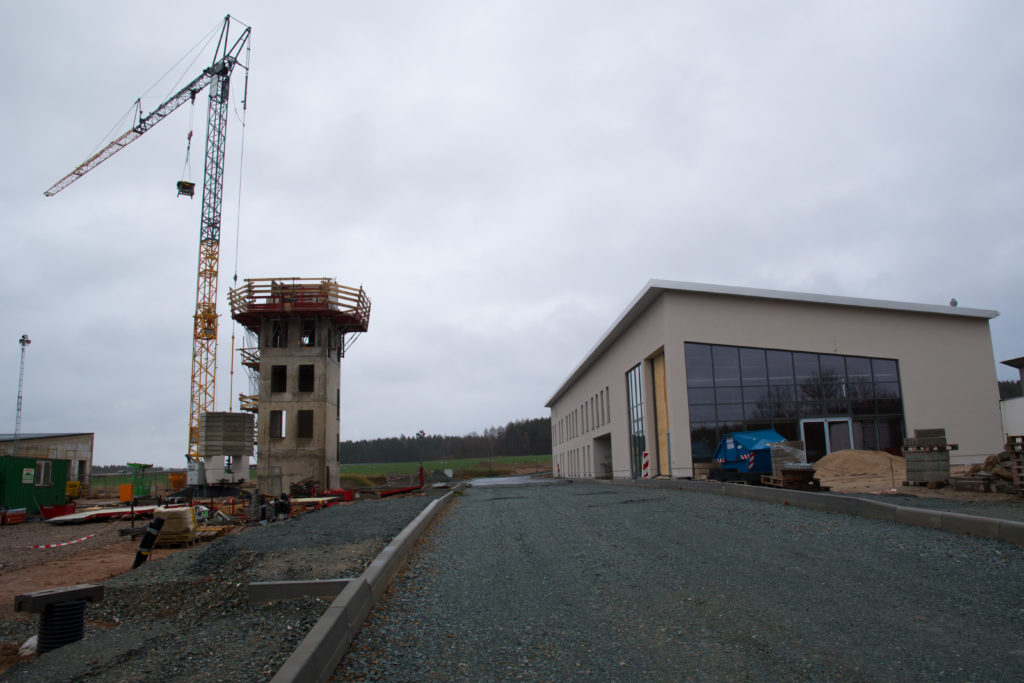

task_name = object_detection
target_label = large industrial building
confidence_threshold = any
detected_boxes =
[0,433,93,485]
[546,280,1004,480]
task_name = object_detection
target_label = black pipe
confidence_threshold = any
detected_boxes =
[37,598,88,653]
[131,516,165,569]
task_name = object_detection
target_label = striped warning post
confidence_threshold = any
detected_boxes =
[21,533,97,549]
[642,451,651,478]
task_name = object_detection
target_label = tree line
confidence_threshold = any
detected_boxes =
[339,417,552,464]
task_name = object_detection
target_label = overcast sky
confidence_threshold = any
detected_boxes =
[2,2,1022,467]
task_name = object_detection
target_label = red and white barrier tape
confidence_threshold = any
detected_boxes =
[21,533,97,549]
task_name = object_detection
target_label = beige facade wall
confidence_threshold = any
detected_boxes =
[549,284,1003,480]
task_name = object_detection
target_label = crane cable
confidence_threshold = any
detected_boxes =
[180,94,196,183]
[228,40,251,414]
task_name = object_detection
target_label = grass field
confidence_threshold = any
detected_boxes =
[89,471,173,492]
[87,454,552,492]
[339,454,552,477]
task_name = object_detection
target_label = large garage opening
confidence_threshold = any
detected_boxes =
[593,434,612,478]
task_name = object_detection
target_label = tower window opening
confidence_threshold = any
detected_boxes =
[271,365,287,392]
[297,410,314,438]
[270,320,287,348]
[299,365,314,392]
[270,410,285,438]
[301,320,316,347]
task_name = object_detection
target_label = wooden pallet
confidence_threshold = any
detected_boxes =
[951,476,992,493]
[154,535,198,548]
[760,474,829,491]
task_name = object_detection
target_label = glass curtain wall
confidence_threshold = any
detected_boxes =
[625,363,646,477]
[685,342,905,461]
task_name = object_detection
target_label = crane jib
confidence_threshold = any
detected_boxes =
[41,15,251,464]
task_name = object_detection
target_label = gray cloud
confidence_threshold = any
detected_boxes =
[2,1,1022,466]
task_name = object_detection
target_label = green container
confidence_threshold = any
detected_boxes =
[0,456,68,514]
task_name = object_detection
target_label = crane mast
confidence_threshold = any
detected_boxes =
[45,16,251,463]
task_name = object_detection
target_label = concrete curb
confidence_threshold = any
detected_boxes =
[271,488,459,683]
[604,478,1024,546]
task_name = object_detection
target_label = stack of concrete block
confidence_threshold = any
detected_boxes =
[199,412,255,457]
[902,428,957,485]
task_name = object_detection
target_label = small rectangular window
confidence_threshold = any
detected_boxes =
[35,460,52,487]
[301,320,316,347]
[271,365,287,392]
[297,410,314,438]
[299,365,314,392]
[270,410,285,438]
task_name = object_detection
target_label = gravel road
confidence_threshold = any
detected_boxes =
[335,481,1024,681]
[3,491,446,682]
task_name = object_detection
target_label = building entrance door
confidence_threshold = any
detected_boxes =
[800,418,853,462]
[651,353,670,476]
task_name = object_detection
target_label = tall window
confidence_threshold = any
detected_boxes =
[625,363,646,477]
[298,365,314,392]
[270,320,287,348]
[301,320,316,347]
[270,410,285,438]
[684,342,905,461]
[297,410,314,438]
[271,365,287,392]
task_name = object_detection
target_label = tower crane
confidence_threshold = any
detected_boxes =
[45,16,251,467]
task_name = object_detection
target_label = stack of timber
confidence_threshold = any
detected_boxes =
[290,479,317,498]
[1007,435,1024,495]
[958,446,1021,494]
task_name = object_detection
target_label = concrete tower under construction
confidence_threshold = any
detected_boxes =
[229,277,371,493]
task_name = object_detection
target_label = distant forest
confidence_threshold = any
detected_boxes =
[339,417,552,464]
[999,380,1022,400]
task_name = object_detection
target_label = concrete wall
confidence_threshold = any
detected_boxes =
[0,434,93,484]
[256,316,342,492]
[549,284,1003,481]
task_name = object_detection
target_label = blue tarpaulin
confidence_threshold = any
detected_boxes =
[712,429,786,474]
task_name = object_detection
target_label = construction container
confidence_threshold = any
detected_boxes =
[119,483,133,502]
[168,472,187,490]
[0,455,68,514]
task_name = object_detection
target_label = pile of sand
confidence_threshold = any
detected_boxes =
[813,449,906,492]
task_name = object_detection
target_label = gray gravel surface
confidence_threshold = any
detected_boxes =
[335,481,1024,681]
[4,491,445,682]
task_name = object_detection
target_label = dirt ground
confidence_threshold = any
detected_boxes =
[0,518,196,621]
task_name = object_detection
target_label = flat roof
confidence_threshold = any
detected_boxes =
[546,279,999,407]
[0,433,93,442]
